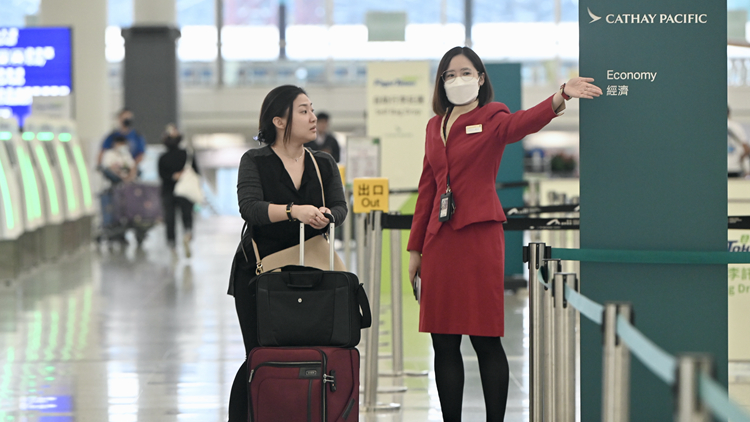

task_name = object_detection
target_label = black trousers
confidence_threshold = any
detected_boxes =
[162,193,194,246]
[228,251,258,421]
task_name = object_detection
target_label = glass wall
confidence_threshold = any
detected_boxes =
[178,0,215,25]
[225,0,279,25]
[103,0,585,87]
[0,0,41,27]
[333,0,445,24]
[108,0,133,27]
[105,0,584,63]
[2,0,747,89]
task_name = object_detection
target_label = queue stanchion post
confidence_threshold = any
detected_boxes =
[382,212,429,378]
[328,218,336,270]
[525,242,547,422]
[570,196,581,278]
[558,194,568,256]
[531,180,542,242]
[543,258,562,422]
[532,180,541,207]
[299,221,305,265]
[577,279,582,422]
[573,242,582,422]
[356,212,369,293]
[389,215,404,378]
[373,219,407,390]
[363,210,401,411]
[546,191,557,248]
[554,272,577,422]
[356,212,369,357]
[602,302,632,422]
[344,187,352,268]
[675,354,713,422]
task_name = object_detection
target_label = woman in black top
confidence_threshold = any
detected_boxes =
[158,126,200,257]
[226,85,347,421]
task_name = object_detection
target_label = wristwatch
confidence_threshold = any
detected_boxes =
[560,83,572,101]
[286,202,295,221]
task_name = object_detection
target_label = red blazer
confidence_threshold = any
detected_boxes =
[407,95,560,253]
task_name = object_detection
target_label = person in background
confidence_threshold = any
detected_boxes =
[100,134,137,185]
[98,108,146,171]
[304,111,341,162]
[158,124,199,258]
[407,46,601,422]
[728,106,750,178]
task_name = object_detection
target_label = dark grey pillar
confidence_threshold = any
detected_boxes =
[464,0,472,47]
[122,26,181,144]
[279,3,287,60]
[216,0,224,87]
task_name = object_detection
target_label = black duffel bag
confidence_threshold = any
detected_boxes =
[255,265,372,347]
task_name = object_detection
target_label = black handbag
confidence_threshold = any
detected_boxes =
[253,213,372,348]
[255,265,371,347]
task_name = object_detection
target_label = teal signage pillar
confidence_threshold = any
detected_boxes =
[579,2,726,421]
[485,63,524,279]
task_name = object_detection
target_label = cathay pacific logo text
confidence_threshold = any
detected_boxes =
[587,9,707,24]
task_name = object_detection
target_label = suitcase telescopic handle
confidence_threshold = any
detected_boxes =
[322,213,335,270]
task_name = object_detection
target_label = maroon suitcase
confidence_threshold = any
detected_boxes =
[112,182,163,226]
[248,346,359,422]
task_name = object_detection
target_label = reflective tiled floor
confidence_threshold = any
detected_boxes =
[0,215,746,421]
[0,216,531,422]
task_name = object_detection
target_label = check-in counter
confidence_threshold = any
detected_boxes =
[54,119,94,248]
[22,117,66,261]
[1,117,46,269]
[0,119,26,280]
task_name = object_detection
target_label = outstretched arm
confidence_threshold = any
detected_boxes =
[552,76,603,112]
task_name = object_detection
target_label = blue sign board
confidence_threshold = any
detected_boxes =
[0,27,72,126]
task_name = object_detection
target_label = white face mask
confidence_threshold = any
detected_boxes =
[116,145,130,155]
[445,77,480,106]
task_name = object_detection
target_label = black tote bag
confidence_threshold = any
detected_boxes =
[254,265,372,347]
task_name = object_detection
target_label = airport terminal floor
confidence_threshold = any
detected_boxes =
[1,215,749,421]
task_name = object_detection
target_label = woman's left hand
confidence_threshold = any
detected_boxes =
[310,207,331,230]
[564,77,603,99]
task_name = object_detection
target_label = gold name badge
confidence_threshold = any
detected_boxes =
[466,124,483,134]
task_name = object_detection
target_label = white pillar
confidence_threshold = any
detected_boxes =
[38,0,109,155]
[134,0,176,26]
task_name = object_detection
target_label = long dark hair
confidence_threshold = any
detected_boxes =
[432,46,494,116]
[257,85,308,145]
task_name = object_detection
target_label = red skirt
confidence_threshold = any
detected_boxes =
[419,220,505,337]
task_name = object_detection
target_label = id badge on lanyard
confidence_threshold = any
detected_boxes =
[439,114,456,222]
[439,183,456,222]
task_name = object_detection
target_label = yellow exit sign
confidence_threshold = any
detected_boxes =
[352,178,389,214]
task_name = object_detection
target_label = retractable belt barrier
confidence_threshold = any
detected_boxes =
[525,243,750,422]
[386,180,530,195]
[382,213,750,232]
[380,211,581,231]
[551,248,750,265]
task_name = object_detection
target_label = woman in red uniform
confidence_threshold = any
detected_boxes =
[407,46,601,421]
